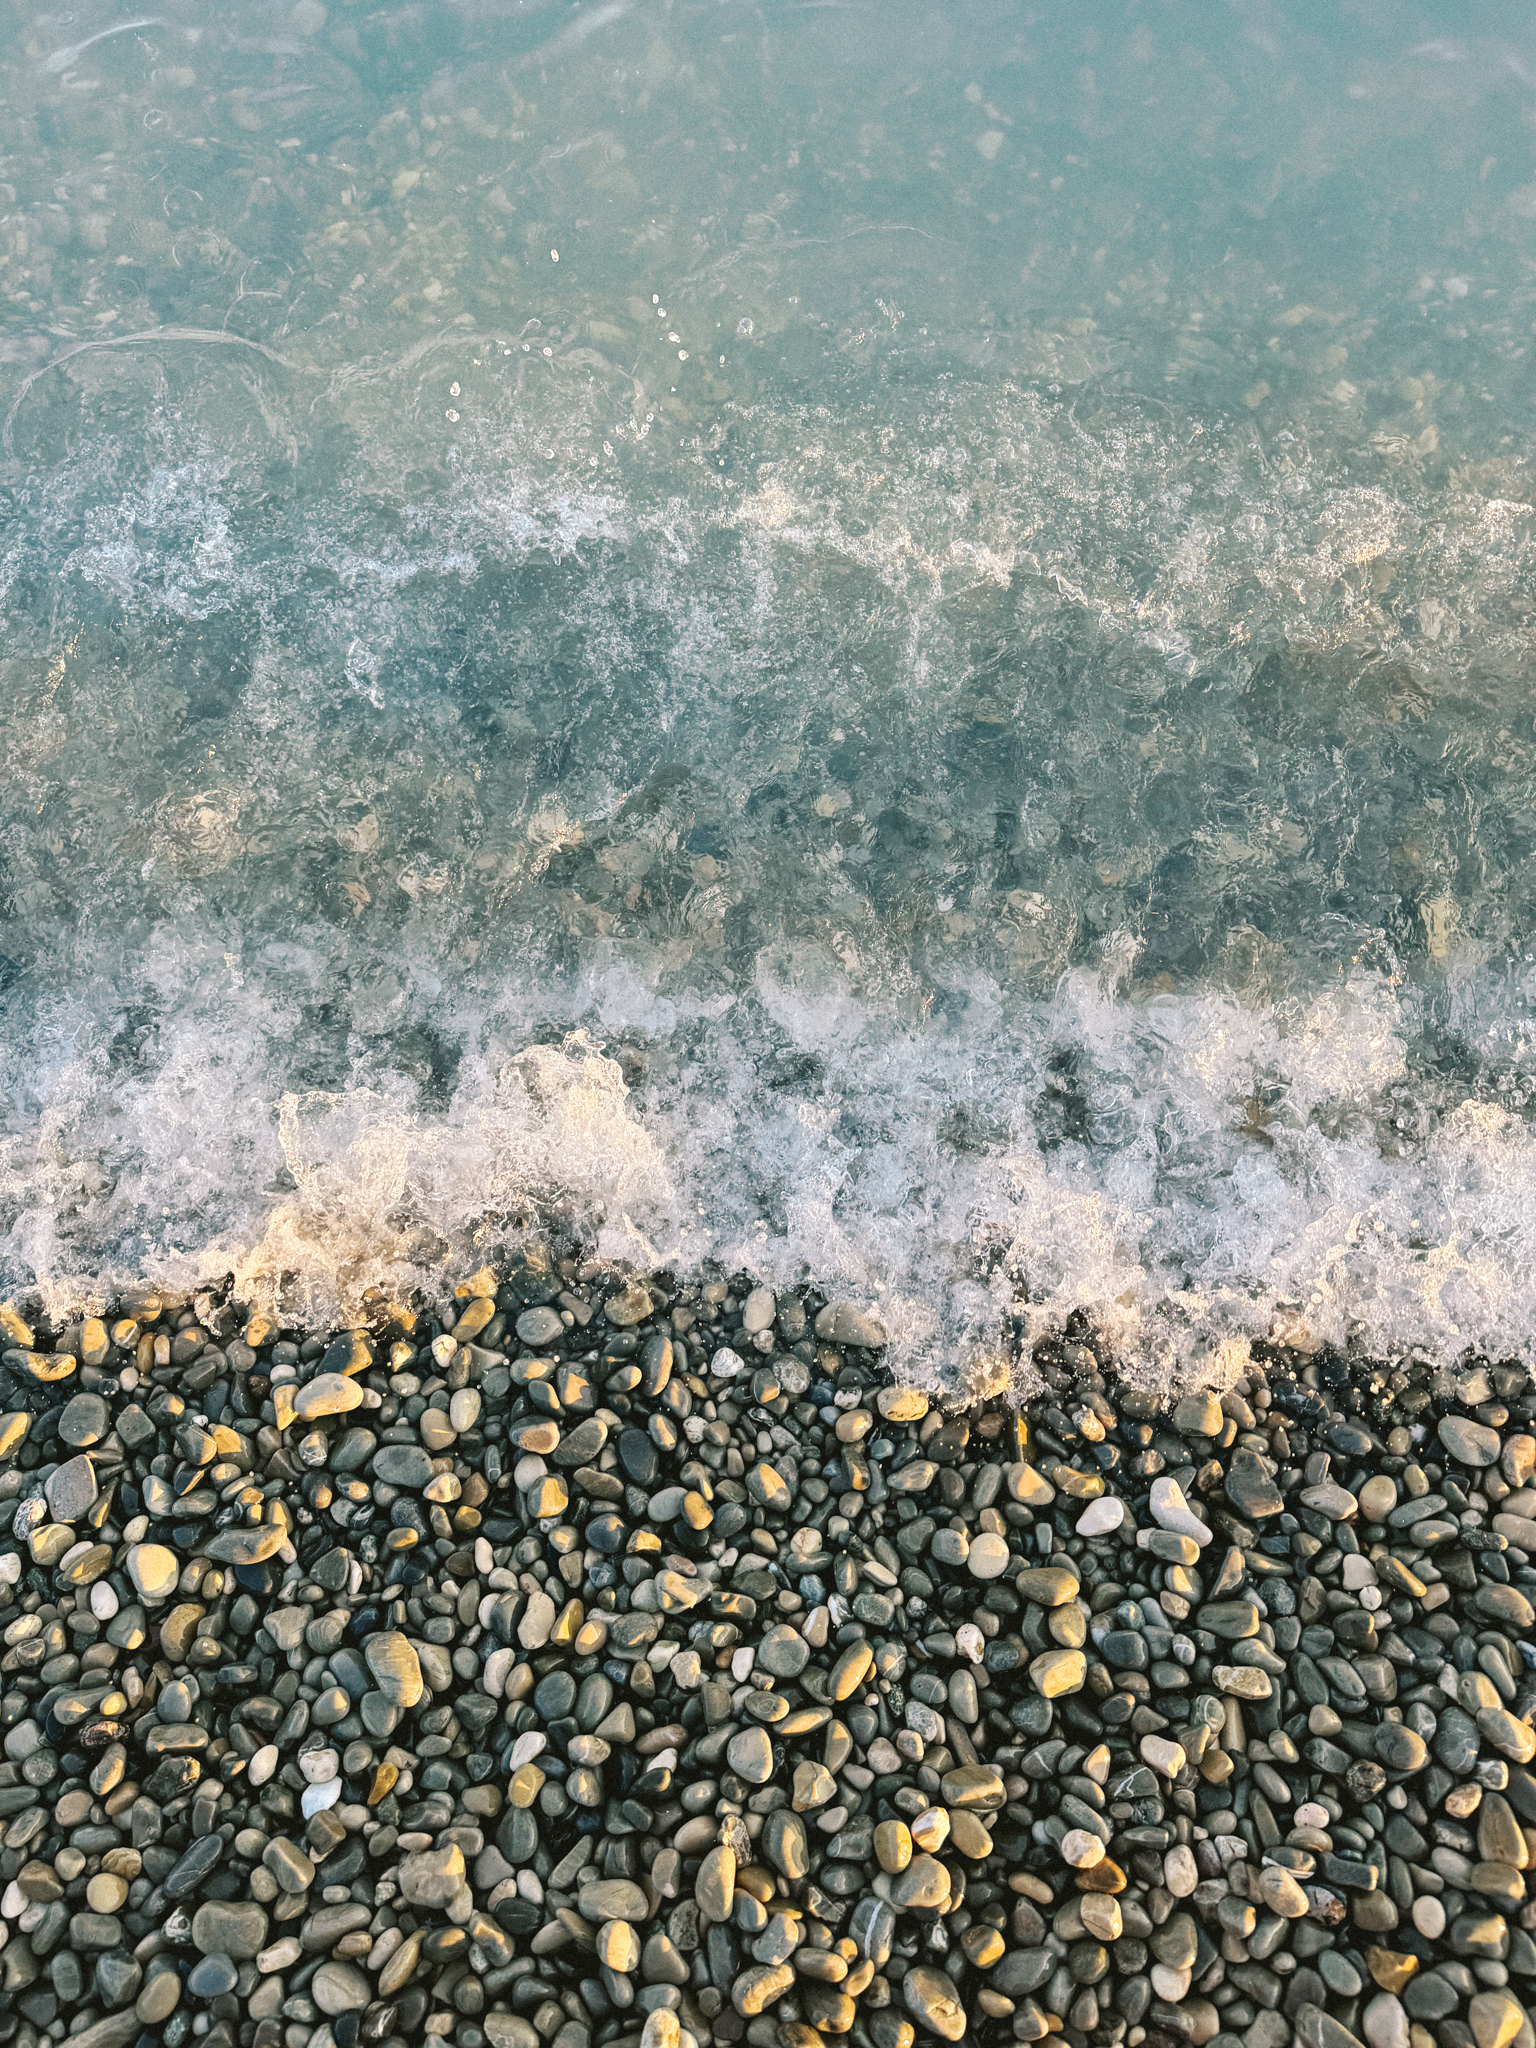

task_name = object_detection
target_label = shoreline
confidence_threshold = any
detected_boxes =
[0,1260,1530,2048]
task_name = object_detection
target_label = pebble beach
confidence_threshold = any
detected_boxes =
[0,1263,1530,2048]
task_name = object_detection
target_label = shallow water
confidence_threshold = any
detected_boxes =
[5,0,1536,1377]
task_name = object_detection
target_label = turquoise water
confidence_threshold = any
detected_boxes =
[5,0,1536,1377]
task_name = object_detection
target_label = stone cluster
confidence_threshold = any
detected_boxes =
[0,1267,1532,2048]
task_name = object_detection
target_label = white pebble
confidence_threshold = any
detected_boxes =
[1060,1829,1104,1869]
[1362,1992,1409,2048]
[301,1778,341,1817]
[1294,1802,1330,1830]
[1148,1476,1213,1548]
[1076,1496,1125,1538]
[1164,1844,1199,1896]
[510,1732,547,1769]
[955,1624,985,1664]
[89,1580,119,1620]
[300,1748,339,1784]
[731,1646,756,1681]
[1411,1894,1446,1939]
[248,1745,279,1787]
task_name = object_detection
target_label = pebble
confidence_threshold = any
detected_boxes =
[0,1276,1523,2048]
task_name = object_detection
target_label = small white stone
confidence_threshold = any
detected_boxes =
[300,1748,339,1784]
[710,1347,746,1379]
[741,1287,777,1335]
[1141,1734,1187,1777]
[1148,1476,1212,1548]
[301,1778,341,1818]
[955,1623,985,1664]
[731,1646,756,1682]
[89,1580,119,1620]
[1294,1802,1330,1830]
[1076,1496,1125,1538]
[1342,1554,1377,1590]
[1150,1963,1191,2003]
[512,1454,548,1490]
[1060,1829,1104,1869]
[1362,1992,1410,2048]
[248,1745,279,1788]
[509,1731,547,1769]
[1360,1585,1383,1611]
[1164,1844,1199,1897]
[967,1532,1011,1580]
[1411,1894,1446,1939]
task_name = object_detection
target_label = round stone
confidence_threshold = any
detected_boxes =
[58,1393,109,1447]
[757,1624,810,1679]
[44,1455,97,1522]
[741,1287,777,1334]
[187,1955,239,1998]
[366,1632,424,1706]
[313,1961,371,2015]
[86,1872,127,1913]
[1075,1496,1125,1537]
[126,1543,179,1603]
[902,1966,965,2041]
[726,1726,774,1784]
[137,1971,182,2024]
[516,1307,564,1348]
[1061,1829,1105,1869]
[191,1902,269,1959]
[1439,1415,1501,1467]
[966,1532,1011,1579]
[293,1372,364,1421]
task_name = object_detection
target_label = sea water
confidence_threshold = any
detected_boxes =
[4,0,1536,1383]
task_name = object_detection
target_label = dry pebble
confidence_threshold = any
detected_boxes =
[0,1277,1529,2048]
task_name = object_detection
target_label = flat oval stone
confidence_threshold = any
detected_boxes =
[813,1302,887,1348]
[757,1624,810,1679]
[312,1961,371,2014]
[516,1307,564,1347]
[203,1522,285,1565]
[293,1373,364,1422]
[967,1532,1011,1579]
[45,1455,97,1522]
[1439,1415,1501,1467]
[1030,1649,1086,1697]
[126,1544,180,1603]
[581,1878,650,1923]
[1076,1496,1125,1537]
[187,1955,239,1997]
[1015,1567,1078,1607]
[877,1387,929,1422]
[366,1631,424,1707]
[191,1901,269,1958]
[372,1445,435,1488]
[762,1810,808,1881]
[58,1394,109,1448]
[726,1726,774,1784]
[903,1965,966,2041]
